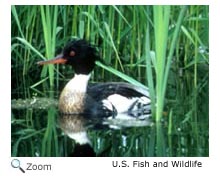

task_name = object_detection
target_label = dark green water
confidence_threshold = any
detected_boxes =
[11,98,208,157]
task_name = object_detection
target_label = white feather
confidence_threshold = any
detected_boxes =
[103,94,150,113]
[64,74,90,92]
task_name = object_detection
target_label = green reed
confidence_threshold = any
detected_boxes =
[40,6,58,88]
[152,6,188,156]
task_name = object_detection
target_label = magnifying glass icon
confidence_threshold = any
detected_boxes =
[11,159,25,173]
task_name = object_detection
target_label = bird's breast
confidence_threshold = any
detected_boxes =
[59,88,85,114]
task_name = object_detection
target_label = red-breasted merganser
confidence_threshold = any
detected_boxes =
[38,39,151,120]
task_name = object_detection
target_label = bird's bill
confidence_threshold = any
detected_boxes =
[37,54,67,65]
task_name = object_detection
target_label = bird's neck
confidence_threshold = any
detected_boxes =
[64,74,91,92]
[58,74,91,114]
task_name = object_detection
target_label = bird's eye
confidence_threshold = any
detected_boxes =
[69,50,75,57]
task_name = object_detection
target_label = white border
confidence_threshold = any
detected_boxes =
[3,0,212,5]
[1,1,219,176]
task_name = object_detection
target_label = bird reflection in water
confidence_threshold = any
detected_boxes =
[58,113,152,157]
